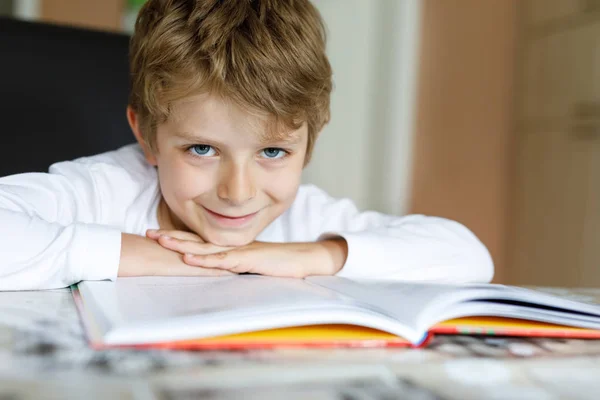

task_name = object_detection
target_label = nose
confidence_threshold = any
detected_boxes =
[217,161,256,206]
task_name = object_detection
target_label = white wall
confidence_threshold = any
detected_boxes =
[303,0,422,215]
[12,0,40,19]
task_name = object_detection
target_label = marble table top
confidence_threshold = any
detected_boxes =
[1,286,600,399]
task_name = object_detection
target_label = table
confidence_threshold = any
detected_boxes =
[1,287,600,399]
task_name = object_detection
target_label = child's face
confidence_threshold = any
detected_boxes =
[140,94,307,247]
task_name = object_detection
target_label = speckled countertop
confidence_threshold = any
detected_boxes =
[1,287,600,399]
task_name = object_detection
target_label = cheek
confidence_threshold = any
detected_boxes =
[157,156,214,202]
[260,165,303,204]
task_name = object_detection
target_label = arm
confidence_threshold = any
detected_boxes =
[285,185,494,283]
[0,168,122,290]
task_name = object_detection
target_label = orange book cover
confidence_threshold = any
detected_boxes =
[86,320,600,351]
[432,317,600,339]
[103,319,600,351]
[93,324,427,351]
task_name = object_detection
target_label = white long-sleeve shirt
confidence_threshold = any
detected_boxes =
[0,144,493,290]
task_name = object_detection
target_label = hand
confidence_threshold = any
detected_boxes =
[118,233,235,277]
[147,229,348,278]
[146,229,206,243]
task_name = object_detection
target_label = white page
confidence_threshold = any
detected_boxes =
[306,276,481,329]
[491,286,600,315]
[82,275,354,324]
[78,276,427,345]
[79,276,600,346]
[307,277,600,331]
[452,302,600,329]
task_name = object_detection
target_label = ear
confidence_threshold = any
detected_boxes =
[127,106,157,166]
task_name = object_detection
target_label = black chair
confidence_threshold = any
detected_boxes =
[0,17,134,177]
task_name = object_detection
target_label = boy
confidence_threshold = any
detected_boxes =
[0,0,493,290]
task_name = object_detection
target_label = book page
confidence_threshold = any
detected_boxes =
[82,275,355,325]
[307,277,600,331]
[306,276,471,328]
[78,276,429,344]
[80,276,600,345]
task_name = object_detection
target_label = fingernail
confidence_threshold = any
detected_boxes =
[161,235,172,240]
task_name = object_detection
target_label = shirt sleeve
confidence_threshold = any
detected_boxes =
[0,163,122,290]
[286,185,494,283]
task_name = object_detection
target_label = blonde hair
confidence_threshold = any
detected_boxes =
[129,0,332,163]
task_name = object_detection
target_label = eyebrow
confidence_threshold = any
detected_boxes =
[172,131,303,146]
[172,131,209,143]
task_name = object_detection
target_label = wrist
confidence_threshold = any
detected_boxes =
[119,233,180,277]
[312,238,348,276]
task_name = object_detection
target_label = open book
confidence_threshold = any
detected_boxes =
[73,275,600,349]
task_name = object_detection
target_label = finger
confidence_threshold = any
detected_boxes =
[147,229,203,241]
[147,229,204,242]
[183,252,252,274]
[158,236,233,255]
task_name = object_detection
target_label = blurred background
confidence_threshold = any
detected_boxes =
[1,0,598,288]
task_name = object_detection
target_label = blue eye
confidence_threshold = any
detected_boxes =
[189,145,216,157]
[261,148,286,159]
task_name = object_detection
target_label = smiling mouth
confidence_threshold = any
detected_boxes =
[202,206,260,227]
[204,208,258,219]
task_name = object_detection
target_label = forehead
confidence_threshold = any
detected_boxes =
[168,94,306,144]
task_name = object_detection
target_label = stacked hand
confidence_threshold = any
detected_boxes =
[145,229,348,278]
[117,232,235,277]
